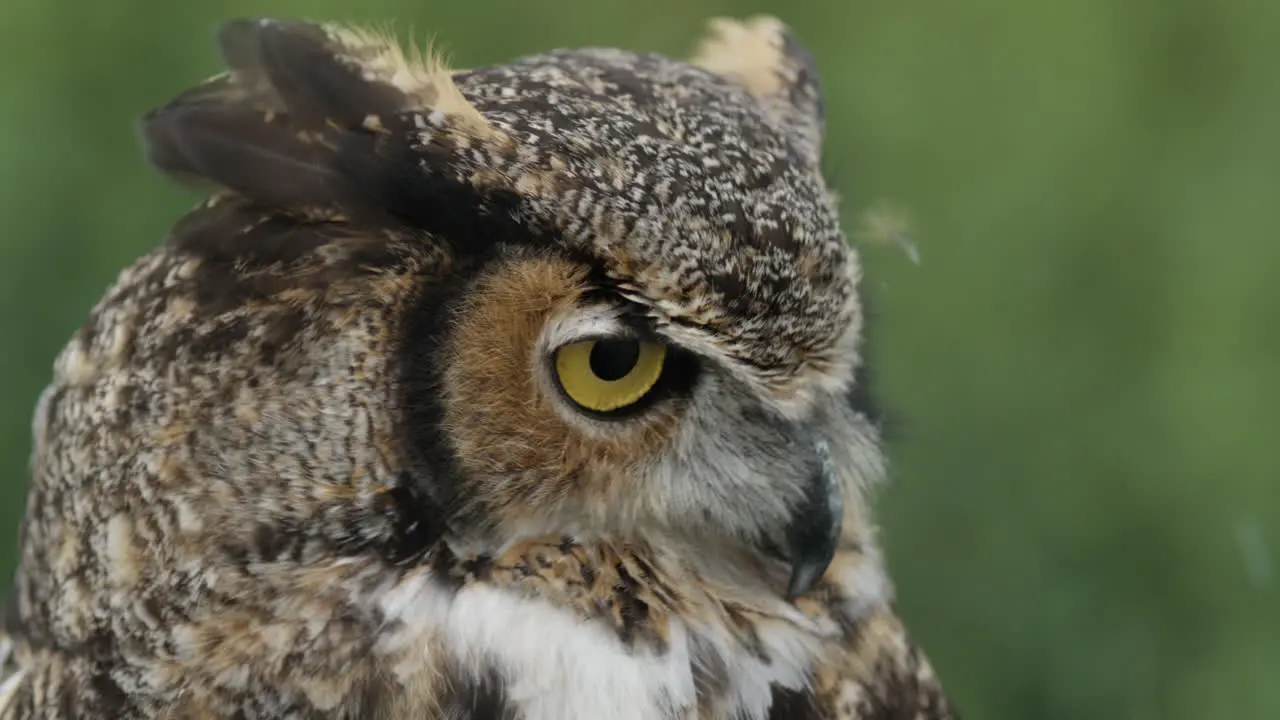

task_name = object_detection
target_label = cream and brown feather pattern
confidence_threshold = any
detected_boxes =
[0,15,957,719]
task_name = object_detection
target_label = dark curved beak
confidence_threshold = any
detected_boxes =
[781,440,843,600]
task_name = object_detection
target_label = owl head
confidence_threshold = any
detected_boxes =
[124,16,881,604]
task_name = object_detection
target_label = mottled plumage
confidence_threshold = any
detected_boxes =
[0,15,956,719]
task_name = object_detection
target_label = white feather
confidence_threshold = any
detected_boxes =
[375,568,857,720]
[380,571,697,720]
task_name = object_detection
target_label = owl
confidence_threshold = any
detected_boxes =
[0,15,957,720]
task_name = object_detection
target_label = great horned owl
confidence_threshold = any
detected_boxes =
[0,15,957,719]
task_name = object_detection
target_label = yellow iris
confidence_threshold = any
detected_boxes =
[554,338,667,413]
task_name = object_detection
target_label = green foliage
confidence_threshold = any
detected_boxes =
[1,1,1276,716]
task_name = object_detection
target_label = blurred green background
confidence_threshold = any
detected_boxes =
[2,0,1277,717]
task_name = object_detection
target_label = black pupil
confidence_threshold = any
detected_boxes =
[589,340,641,382]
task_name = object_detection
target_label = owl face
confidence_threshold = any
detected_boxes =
[131,16,880,603]
[433,246,876,598]
[364,22,880,598]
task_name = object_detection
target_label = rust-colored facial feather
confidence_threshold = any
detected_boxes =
[441,254,685,533]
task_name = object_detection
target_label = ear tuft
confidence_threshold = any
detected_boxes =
[138,18,508,217]
[313,21,497,140]
[213,18,496,138]
[690,15,825,163]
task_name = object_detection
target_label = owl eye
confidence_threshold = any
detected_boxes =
[553,338,668,414]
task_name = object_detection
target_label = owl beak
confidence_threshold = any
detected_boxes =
[782,440,843,600]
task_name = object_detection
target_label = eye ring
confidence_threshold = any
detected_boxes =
[553,338,667,414]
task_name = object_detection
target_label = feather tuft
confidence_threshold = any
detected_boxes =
[138,17,507,218]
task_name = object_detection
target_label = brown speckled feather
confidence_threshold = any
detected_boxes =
[1,15,956,719]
